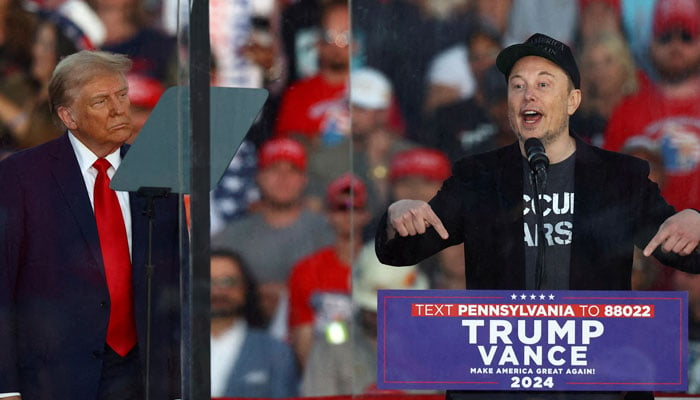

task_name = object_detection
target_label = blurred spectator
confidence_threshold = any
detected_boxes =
[472,0,513,35]
[353,0,472,139]
[300,241,428,396]
[287,173,370,369]
[273,0,349,143]
[423,21,503,118]
[0,6,102,149]
[571,31,638,146]
[125,72,163,143]
[387,147,452,206]
[307,67,415,216]
[604,0,700,211]
[503,0,578,46]
[160,0,284,146]
[0,0,37,74]
[87,0,176,83]
[210,249,299,398]
[424,64,513,161]
[577,0,623,45]
[208,0,283,89]
[0,0,38,149]
[211,138,333,336]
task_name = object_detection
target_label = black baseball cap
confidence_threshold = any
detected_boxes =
[496,33,580,89]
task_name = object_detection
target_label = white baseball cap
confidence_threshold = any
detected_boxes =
[350,67,393,110]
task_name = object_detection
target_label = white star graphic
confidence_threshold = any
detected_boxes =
[549,294,555,300]
[530,294,537,300]
[511,293,518,300]
[539,294,546,300]
[520,294,527,300]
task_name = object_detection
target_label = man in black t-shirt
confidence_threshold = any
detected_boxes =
[375,33,700,400]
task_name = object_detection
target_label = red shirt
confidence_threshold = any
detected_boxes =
[273,74,347,140]
[604,82,700,210]
[287,247,351,329]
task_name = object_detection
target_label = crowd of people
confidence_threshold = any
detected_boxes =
[1,0,700,397]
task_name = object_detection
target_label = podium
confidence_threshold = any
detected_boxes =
[378,289,688,393]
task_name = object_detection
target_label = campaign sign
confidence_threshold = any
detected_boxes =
[377,290,688,392]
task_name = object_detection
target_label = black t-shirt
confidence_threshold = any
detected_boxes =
[523,153,575,290]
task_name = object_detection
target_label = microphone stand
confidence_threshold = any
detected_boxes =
[137,186,171,400]
[530,169,547,290]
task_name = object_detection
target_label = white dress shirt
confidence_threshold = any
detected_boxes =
[210,320,246,397]
[69,132,133,256]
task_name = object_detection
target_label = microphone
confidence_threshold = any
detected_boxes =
[524,138,548,289]
[524,138,549,176]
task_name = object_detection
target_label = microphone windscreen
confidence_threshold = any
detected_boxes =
[524,138,549,170]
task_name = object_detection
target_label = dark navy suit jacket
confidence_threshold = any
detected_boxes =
[0,134,183,399]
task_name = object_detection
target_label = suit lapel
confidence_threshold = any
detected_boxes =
[570,137,606,287]
[49,134,105,274]
[493,143,527,287]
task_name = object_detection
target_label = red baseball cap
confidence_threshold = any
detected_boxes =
[258,138,307,171]
[326,173,367,210]
[653,0,700,37]
[389,148,451,182]
[126,74,165,109]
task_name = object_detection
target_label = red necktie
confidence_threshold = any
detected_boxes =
[93,158,137,356]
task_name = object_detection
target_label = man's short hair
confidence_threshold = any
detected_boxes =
[48,50,132,124]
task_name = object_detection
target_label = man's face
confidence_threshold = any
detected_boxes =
[58,73,133,157]
[327,197,370,238]
[651,28,700,84]
[506,56,580,147]
[468,34,500,82]
[31,23,57,83]
[256,162,308,208]
[210,256,246,319]
[351,105,389,138]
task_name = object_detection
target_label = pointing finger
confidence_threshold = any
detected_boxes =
[426,211,449,240]
[643,230,666,257]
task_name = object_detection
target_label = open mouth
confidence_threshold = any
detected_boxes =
[522,110,542,125]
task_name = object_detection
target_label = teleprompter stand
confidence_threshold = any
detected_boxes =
[111,85,268,400]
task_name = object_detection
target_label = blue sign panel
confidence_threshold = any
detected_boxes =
[377,290,688,392]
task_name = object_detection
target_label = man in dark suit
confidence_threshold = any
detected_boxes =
[0,51,183,399]
[375,33,700,400]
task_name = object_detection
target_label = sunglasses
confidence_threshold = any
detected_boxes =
[211,276,243,288]
[656,30,696,44]
[322,29,350,48]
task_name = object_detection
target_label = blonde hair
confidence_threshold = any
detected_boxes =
[48,51,132,121]
[580,32,638,96]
